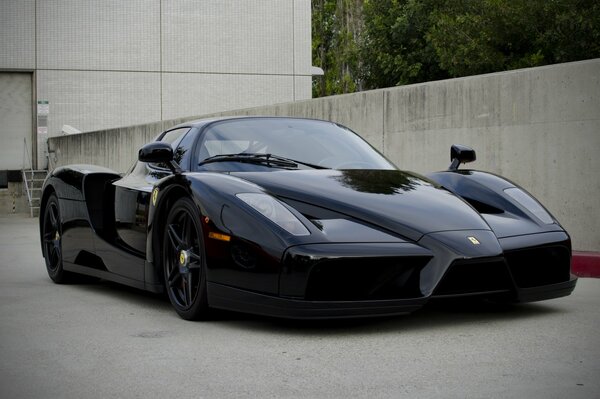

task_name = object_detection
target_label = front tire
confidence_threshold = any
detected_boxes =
[163,197,209,320]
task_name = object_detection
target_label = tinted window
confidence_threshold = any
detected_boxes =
[196,118,394,170]
[160,127,190,147]
[174,128,196,171]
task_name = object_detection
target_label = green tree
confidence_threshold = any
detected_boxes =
[427,0,600,77]
[312,0,600,95]
[312,0,364,97]
[361,0,448,88]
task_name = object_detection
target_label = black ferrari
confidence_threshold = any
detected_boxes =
[39,116,577,319]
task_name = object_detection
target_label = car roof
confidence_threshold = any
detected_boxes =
[170,116,336,130]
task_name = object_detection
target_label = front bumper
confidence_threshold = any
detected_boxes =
[207,282,427,319]
[207,233,578,319]
[207,275,577,319]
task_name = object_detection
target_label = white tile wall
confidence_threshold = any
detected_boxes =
[161,0,294,75]
[37,70,161,136]
[2,0,313,168]
[294,76,312,101]
[162,72,294,120]
[0,0,35,69]
[294,0,312,76]
[37,0,160,71]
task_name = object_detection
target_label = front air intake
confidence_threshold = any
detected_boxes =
[504,245,571,288]
[433,258,513,297]
[305,256,429,301]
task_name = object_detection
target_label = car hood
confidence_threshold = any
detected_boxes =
[232,169,491,241]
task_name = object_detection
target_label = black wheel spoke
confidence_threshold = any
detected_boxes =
[177,286,185,303]
[186,275,193,305]
[181,216,190,247]
[43,231,55,242]
[167,224,184,250]
[49,207,58,228]
[167,266,181,287]
[54,245,62,262]
[187,251,202,268]
[180,277,189,307]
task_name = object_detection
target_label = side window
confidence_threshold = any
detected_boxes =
[160,127,190,147]
[174,129,196,171]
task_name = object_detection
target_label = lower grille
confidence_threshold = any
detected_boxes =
[505,245,571,288]
[305,257,429,301]
[433,258,512,297]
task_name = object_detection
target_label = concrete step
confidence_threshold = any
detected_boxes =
[23,170,48,181]
[28,180,45,189]
[29,188,42,198]
[21,170,47,218]
[30,206,40,218]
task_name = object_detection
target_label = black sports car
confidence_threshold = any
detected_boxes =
[39,116,577,319]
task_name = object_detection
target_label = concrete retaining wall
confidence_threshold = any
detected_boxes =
[48,59,600,251]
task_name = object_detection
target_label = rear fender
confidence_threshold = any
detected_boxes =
[39,164,121,263]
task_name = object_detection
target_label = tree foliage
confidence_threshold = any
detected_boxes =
[312,0,364,97]
[312,0,600,96]
[427,0,600,77]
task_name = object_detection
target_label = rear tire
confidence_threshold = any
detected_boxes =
[162,197,209,320]
[41,193,74,283]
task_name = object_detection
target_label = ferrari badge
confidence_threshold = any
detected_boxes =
[467,236,480,245]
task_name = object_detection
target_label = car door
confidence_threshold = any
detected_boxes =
[109,127,191,275]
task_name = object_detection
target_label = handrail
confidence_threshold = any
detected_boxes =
[23,137,32,172]
[22,169,32,207]
[22,138,34,214]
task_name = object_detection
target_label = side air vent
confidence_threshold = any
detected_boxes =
[463,197,504,214]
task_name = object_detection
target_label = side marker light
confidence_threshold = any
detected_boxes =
[208,232,231,242]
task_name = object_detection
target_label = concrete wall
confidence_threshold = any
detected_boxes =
[0,182,29,215]
[48,59,600,251]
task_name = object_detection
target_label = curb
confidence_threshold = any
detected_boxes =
[572,251,600,278]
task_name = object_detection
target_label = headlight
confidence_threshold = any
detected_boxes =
[504,187,554,224]
[236,193,310,236]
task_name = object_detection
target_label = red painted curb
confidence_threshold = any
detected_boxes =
[572,251,600,278]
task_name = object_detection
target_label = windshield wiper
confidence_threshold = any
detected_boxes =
[198,153,327,169]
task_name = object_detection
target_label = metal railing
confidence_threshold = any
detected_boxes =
[22,138,33,208]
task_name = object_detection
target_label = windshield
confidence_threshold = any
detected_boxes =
[195,118,395,171]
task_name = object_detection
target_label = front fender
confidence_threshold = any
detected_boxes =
[427,170,566,239]
[146,172,291,294]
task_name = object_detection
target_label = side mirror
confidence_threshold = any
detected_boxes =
[138,142,182,174]
[448,144,476,171]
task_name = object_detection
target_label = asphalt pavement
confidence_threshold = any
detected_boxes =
[1,214,599,399]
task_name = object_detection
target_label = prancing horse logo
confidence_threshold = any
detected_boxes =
[467,236,480,245]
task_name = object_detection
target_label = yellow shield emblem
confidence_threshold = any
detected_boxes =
[152,188,159,206]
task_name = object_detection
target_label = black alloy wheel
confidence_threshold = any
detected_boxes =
[42,194,71,283]
[163,197,209,320]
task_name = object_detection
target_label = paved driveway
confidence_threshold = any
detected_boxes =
[1,215,599,398]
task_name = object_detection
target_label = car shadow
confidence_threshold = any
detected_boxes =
[69,279,568,335]
[211,299,566,336]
